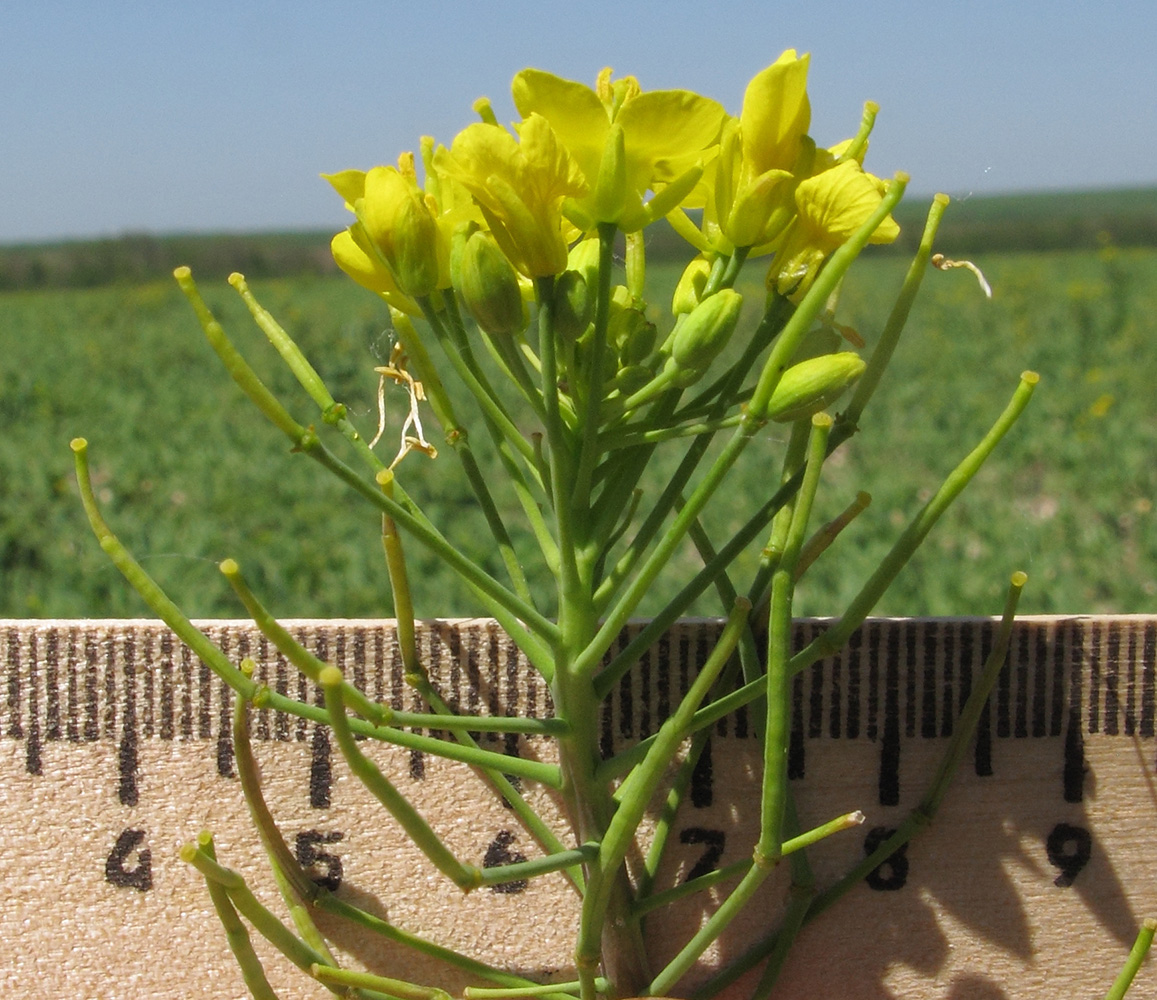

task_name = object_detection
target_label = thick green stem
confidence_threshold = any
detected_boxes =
[1105,919,1157,1000]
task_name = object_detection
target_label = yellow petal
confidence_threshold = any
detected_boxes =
[795,160,899,251]
[512,68,607,182]
[615,88,725,190]
[322,169,366,210]
[740,50,811,175]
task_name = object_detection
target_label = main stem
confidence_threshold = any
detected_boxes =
[537,271,650,999]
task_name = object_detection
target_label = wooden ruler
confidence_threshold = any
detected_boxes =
[2,616,1155,1000]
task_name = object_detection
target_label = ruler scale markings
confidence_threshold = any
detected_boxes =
[66,628,79,743]
[880,622,902,806]
[159,630,174,741]
[807,654,823,742]
[865,620,880,742]
[1124,624,1138,737]
[996,621,1011,738]
[118,631,138,804]
[940,623,954,738]
[1105,621,1121,736]
[921,625,937,739]
[957,619,974,715]
[1013,626,1028,738]
[1142,621,1156,739]
[829,642,843,739]
[1048,620,1065,738]
[428,622,447,739]
[350,628,365,697]
[1036,622,1050,738]
[975,619,996,777]
[28,630,42,773]
[142,629,155,740]
[656,628,671,727]
[273,639,291,742]
[1064,618,1086,803]
[1088,620,1102,733]
[846,626,862,740]
[732,624,750,738]
[902,621,916,740]
[45,629,60,743]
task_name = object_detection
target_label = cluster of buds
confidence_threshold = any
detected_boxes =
[324,50,901,442]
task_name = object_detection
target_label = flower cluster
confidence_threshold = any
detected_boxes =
[324,51,899,437]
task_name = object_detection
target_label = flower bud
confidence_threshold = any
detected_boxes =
[669,289,743,375]
[457,231,525,335]
[554,269,592,343]
[672,257,713,315]
[763,352,866,422]
[362,166,441,298]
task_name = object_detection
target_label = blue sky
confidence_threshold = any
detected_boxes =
[3,1,1155,243]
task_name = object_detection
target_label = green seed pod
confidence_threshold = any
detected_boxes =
[763,352,866,422]
[457,231,525,336]
[669,288,743,374]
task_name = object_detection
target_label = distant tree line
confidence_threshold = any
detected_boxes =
[2,187,1155,292]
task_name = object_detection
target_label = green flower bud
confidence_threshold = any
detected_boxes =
[672,256,712,315]
[457,231,525,336]
[764,351,866,422]
[621,319,657,367]
[554,269,592,343]
[670,289,743,374]
[614,364,653,395]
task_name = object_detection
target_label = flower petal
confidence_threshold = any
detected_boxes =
[740,50,811,175]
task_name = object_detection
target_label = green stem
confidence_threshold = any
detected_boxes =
[72,438,255,700]
[316,893,563,995]
[634,809,857,918]
[759,417,830,865]
[173,268,305,441]
[196,832,281,1000]
[791,372,1039,673]
[181,843,330,980]
[840,193,949,430]
[220,557,383,722]
[573,222,616,513]
[574,600,750,988]
[478,843,600,888]
[311,964,447,1000]
[1106,919,1157,1000]
[696,573,1027,998]
[321,665,483,892]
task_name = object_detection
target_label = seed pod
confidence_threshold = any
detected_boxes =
[763,351,866,422]
[457,231,525,336]
[669,289,743,375]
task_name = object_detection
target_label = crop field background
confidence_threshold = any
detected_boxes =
[1,190,1155,621]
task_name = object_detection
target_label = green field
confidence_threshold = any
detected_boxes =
[1,225,1155,620]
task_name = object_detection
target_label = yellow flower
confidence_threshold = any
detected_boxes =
[771,159,899,297]
[434,114,588,277]
[511,67,725,231]
[323,156,442,298]
[664,50,810,254]
[713,50,811,249]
